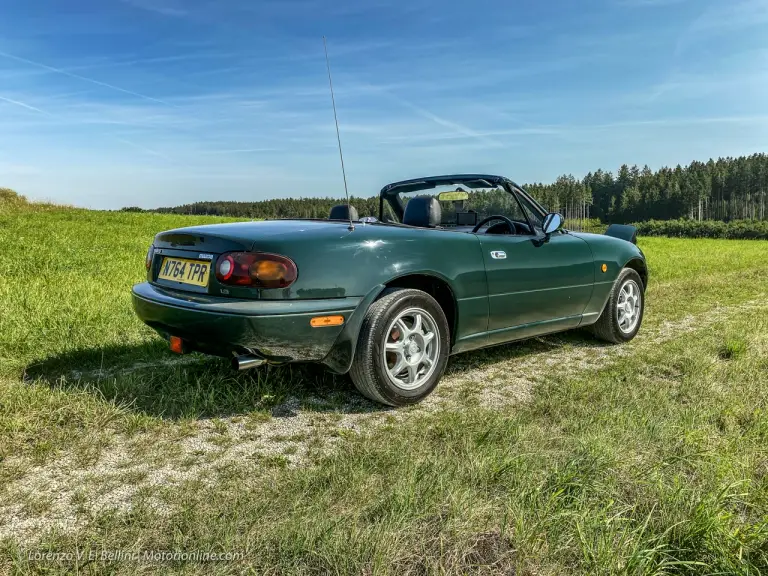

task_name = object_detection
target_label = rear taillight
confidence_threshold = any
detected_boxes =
[215,252,297,288]
[145,245,154,269]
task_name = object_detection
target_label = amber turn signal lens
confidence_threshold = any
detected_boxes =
[310,315,345,327]
[169,336,184,354]
[215,252,297,288]
[253,260,288,281]
[601,263,608,273]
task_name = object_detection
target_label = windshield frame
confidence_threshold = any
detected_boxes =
[378,174,547,228]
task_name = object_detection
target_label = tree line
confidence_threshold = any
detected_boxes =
[123,153,768,224]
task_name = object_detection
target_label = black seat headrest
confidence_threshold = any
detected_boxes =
[403,196,441,228]
[329,204,358,221]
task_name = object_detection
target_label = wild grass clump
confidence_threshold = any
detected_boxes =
[0,187,27,208]
[719,337,747,360]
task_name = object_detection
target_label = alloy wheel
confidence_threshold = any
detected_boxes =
[382,307,440,390]
[617,279,641,334]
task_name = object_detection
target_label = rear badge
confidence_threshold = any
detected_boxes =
[490,251,506,259]
[198,253,214,260]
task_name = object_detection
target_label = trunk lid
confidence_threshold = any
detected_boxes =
[149,219,350,298]
[153,219,348,252]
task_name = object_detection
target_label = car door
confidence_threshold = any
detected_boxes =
[478,230,594,343]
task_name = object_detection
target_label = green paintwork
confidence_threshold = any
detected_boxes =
[131,174,647,373]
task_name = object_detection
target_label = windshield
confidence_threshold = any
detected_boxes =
[386,184,532,228]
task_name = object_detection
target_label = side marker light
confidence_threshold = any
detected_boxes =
[310,315,345,327]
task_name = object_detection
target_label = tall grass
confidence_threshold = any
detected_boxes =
[1,202,767,574]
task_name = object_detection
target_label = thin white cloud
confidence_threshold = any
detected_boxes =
[118,0,187,17]
[114,137,174,160]
[197,147,282,155]
[365,115,768,150]
[0,50,179,108]
[585,115,768,130]
[67,52,235,72]
[387,96,504,149]
[374,126,563,145]
[333,81,505,148]
[675,0,768,56]
[691,0,768,32]
[0,162,40,176]
[0,94,49,115]
[0,53,227,81]
[617,0,688,6]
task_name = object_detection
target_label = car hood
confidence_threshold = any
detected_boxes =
[570,231,625,247]
[569,231,604,242]
[570,230,645,262]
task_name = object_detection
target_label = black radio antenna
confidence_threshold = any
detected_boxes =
[323,36,354,231]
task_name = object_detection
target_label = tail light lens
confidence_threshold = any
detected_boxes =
[215,252,297,288]
[145,245,154,269]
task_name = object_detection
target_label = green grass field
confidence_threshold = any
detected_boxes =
[1,203,767,574]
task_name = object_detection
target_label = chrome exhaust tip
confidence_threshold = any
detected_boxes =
[232,355,265,371]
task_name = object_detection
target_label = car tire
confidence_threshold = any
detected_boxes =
[590,267,645,344]
[349,288,450,406]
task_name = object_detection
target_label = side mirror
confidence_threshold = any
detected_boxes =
[542,212,563,235]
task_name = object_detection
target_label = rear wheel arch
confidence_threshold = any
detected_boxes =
[349,287,451,406]
[384,273,457,345]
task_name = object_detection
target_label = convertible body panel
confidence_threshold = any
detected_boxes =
[147,220,491,348]
[132,174,648,377]
[479,232,594,331]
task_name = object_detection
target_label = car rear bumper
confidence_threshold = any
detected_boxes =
[131,282,362,363]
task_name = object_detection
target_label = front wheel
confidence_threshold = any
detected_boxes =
[349,288,450,406]
[589,268,645,343]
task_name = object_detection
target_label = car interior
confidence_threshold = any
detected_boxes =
[328,198,533,235]
[395,195,535,235]
[329,178,543,235]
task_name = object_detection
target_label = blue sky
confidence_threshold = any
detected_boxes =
[1,0,766,209]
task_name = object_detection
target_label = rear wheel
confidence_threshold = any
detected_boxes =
[590,268,645,343]
[349,288,450,406]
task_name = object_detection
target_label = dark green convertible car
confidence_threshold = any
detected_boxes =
[133,174,647,406]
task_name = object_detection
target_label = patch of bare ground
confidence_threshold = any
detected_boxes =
[2,299,765,543]
[46,354,203,382]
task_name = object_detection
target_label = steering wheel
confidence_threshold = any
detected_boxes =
[472,215,517,234]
